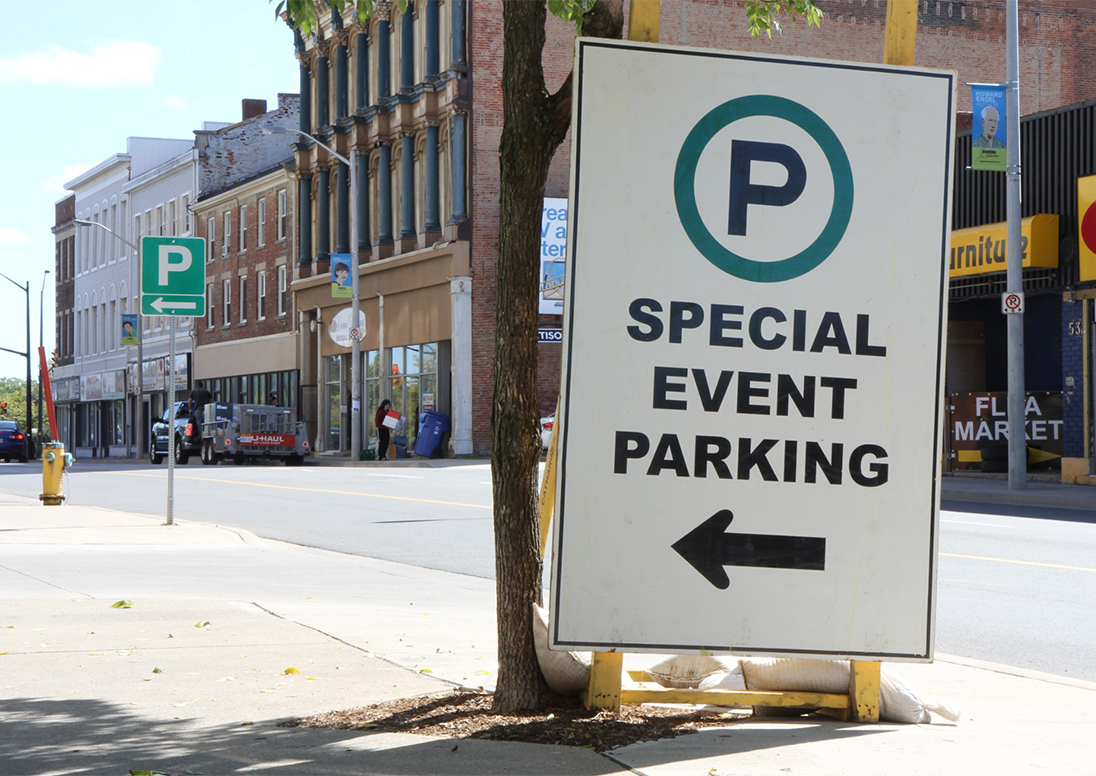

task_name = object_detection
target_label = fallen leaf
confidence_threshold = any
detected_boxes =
[112,600,134,609]
[128,771,169,776]
[306,676,317,681]
[451,744,459,752]
[239,721,254,726]
[419,668,433,673]
[0,652,8,656]
[284,667,300,675]
[194,621,210,629]
[152,668,163,674]
[475,670,490,675]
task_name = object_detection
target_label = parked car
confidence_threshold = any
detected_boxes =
[150,402,202,465]
[0,420,28,463]
[541,413,555,451]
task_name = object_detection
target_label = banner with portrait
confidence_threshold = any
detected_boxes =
[971,84,1007,171]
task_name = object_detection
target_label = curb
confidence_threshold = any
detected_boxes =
[940,487,1096,511]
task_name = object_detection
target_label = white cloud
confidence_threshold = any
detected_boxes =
[161,94,191,111]
[39,164,93,194]
[0,228,31,246]
[0,40,161,86]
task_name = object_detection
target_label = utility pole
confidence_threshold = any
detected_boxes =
[0,271,31,442]
[1005,0,1026,490]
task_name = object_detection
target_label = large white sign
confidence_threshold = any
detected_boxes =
[551,41,956,660]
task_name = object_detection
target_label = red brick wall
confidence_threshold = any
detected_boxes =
[466,0,1096,454]
[194,184,295,350]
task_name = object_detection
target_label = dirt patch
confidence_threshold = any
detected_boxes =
[282,690,748,752]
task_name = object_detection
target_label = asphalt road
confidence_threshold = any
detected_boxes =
[2,459,1094,682]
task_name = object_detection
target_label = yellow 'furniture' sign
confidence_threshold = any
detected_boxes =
[949,214,1058,278]
[1079,175,1096,282]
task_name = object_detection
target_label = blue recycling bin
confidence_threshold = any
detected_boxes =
[414,410,450,458]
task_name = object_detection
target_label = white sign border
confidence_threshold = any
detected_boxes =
[551,39,956,661]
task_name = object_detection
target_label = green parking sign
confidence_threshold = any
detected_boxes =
[141,236,206,317]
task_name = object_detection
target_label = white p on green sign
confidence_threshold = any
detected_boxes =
[141,236,206,317]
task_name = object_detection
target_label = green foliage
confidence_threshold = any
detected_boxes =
[0,376,43,433]
[275,0,407,38]
[276,0,821,41]
[547,0,598,33]
[745,0,824,38]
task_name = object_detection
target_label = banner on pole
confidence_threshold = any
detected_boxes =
[971,84,1007,171]
[121,313,138,346]
[330,253,352,298]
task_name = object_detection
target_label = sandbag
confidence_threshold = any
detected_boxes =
[647,655,727,689]
[531,605,591,696]
[740,658,962,724]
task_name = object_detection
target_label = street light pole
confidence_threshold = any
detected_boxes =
[262,125,361,460]
[0,271,31,440]
[39,270,50,440]
[1005,0,1026,490]
[74,219,144,458]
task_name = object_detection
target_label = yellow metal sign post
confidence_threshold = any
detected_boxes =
[536,0,935,723]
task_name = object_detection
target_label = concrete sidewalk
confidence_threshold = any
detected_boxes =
[2,494,1095,775]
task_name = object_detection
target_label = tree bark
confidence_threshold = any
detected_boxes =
[491,0,622,714]
[492,0,554,714]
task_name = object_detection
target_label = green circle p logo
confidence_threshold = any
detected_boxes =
[674,95,853,283]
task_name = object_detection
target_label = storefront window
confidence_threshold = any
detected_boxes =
[387,341,438,450]
[364,350,381,450]
[325,355,343,452]
[112,400,125,445]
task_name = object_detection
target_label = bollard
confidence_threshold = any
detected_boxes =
[39,442,68,506]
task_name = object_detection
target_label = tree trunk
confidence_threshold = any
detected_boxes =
[492,0,555,714]
[491,0,622,714]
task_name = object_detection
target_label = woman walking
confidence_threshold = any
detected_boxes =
[375,399,392,461]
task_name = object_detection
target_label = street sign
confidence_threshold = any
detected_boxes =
[141,237,206,317]
[1001,291,1024,314]
[551,40,956,660]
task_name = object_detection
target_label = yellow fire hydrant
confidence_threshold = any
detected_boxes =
[40,442,72,506]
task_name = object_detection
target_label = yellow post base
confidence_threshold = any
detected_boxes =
[850,660,882,722]
[584,652,624,710]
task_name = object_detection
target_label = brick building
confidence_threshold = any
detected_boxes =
[193,97,300,416]
[286,0,1096,459]
[50,194,77,449]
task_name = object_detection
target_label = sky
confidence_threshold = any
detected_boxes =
[0,0,299,379]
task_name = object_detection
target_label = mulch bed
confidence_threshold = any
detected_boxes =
[281,689,748,752]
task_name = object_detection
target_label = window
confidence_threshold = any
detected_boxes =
[277,265,287,317]
[206,284,214,328]
[157,205,165,236]
[257,271,267,320]
[277,189,287,240]
[182,195,191,233]
[257,198,267,247]
[223,212,231,257]
[222,279,231,325]
[168,201,177,236]
[239,275,248,324]
[207,217,216,260]
[240,204,248,251]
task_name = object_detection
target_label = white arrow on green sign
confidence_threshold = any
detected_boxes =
[141,236,206,317]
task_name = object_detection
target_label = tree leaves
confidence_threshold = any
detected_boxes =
[744,0,824,39]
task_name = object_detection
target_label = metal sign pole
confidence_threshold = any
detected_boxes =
[1005,0,1026,490]
[167,317,176,526]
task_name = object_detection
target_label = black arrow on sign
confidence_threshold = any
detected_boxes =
[671,509,826,589]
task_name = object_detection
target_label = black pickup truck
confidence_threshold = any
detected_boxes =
[150,402,203,465]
